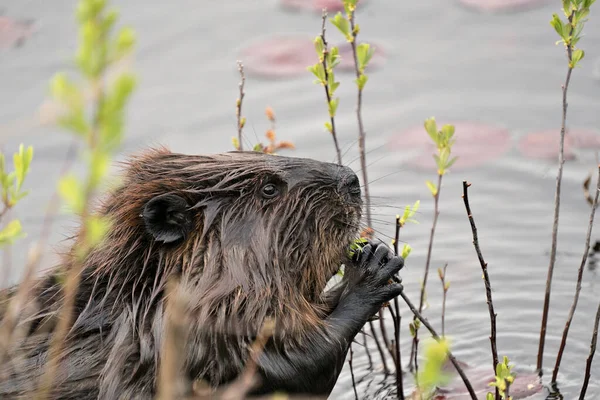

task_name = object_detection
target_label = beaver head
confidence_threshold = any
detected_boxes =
[78,148,363,335]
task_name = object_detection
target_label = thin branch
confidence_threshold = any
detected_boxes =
[347,6,370,227]
[235,60,245,151]
[378,308,392,375]
[462,181,499,400]
[399,291,477,400]
[319,11,342,165]
[410,173,443,370]
[349,344,359,400]
[579,298,600,400]
[537,11,575,373]
[439,263,448,338]
[392,215,404,400]
[553,165,600,382]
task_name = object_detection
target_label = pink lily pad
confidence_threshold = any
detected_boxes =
[517,129,600,161]
[458,0,550,12]
[0,16,34,49]
[239,35,384,79]
[390,121,512,171]
[281,0,368,13]
[240,36,316,79]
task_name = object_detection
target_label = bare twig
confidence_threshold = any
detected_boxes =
[399,291,477,400]
[462,181,499,400]
[392,215,404,400]
[377,309,391,375]
[157,280,190,399]
[319,11,342,165]
[579,298,600,399]
[349,344,359,400]
[347,7,370,224]
[410,173,443,370]
[217,321,275,400]
[438,264,448,338]
[537,11,576,374]
[235,60,246,151]
[553,165,600,382]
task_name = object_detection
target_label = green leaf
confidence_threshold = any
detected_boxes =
[401,244,412,259]
[424,117,438,144]
[330,13,350,39]
[445,156,458,171]
[356,43,374,72]
[89,150,110,187]
[417,338,451,394]
[550,14,566,40]
[314,35,324,57]
[0,220,25,246]
[426,180,437,196]
[59,175,85,214]
[348,237,369,258]
[252,143,263,152]
[328,98,339,117]
[86,215,111,247]
[307,63,326,84]
[355,74,368,90]
[231,137,240,150]
[115,26,136,58]
[324,121,333,133]
[13,144,33,193]
[572,48,585,66]
[328,46,340,68]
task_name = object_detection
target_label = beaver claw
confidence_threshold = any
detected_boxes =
[342,241,404,311]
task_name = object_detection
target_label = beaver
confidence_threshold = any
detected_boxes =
[0,148,404,399]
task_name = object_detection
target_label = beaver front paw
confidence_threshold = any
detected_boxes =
[342,242,404,312]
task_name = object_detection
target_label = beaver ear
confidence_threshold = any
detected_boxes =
[143,194,192,244]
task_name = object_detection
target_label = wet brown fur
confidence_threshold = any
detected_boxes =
[0,148,362,399]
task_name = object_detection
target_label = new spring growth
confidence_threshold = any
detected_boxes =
[0,144,34,247]
[52,0,137,257]
[330,1,375,91]
[423,118,458,193]
[550,0,595,68]
[487,356,515,400]
[308,35,340,128]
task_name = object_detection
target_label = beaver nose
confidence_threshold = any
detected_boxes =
[338,169,362,199]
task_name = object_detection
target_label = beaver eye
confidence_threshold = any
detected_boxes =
[261,183,279,199]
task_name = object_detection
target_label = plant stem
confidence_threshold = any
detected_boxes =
[236,61,245,151]
[440,263,448,338]
[347,7,370,226]
[410,173,443,370]
[553,165,600,382]
[349,344,359,400]
[537,11,575,374]
[579,298,600,400]
[393,216,404,400]
[399,291,477,400]
[462,181,499,400]
[319,11,342,165]
[378,309,392,375]
[346,6,385,371]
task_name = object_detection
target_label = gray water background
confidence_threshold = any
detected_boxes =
[1,0,600,398]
